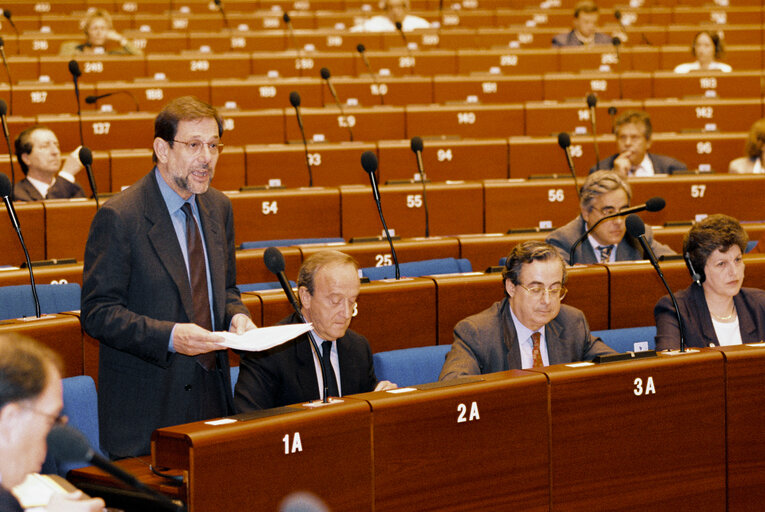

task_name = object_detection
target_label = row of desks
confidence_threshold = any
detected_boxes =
[69,345,765,511]
[2,174,763,265]
[7,254,765,382]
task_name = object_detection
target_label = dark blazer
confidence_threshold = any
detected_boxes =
[234,313,378,411]
[0,487,23,512]
[654,284,765,350]
[81,170,249,458]
[589,153,687,175]
[13,177,85,201]
[439,298,614,379]
[546,215,675,265]
[552,30,613,47]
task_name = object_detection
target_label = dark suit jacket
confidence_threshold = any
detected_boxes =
[13,177,85,201]
[654,284,765,350]
[552,30,613,47]
[81,170,249,458]
[589,153,687,175]
[0,487,23,512]
[234,313,378,411]
[546,215,675,265]
[439,298,614,379]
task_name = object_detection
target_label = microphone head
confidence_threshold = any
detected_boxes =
[0,36,4,48]
[614,9,622,20]
[0,172,11,197]
[645,196,665,212]
[214,0,222,5]
[395,21,403,31]
[410,136,423,153]
[263,246,286,275]
[625,214,646,238]
[612,36,621,47]
[2,10,10,20]
[356,43,366,53]
[282,12,291,23]
[0,99,7,116]
[79,146,93,166]
[607,106,618,116]
[68,60,81,78]
[319,67,331,80]
[46,425,93,463]
[289,91,301,107]
[557,132,571,149]
[586,93,597,108]
[361,151,378,174]
[85,95,98,104]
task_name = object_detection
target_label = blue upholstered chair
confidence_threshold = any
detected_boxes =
[240,238,345,249]
[239,282,294,292]
[361,258,472,281]
[59,376,103,474]
[0,283,81,320]
[373,345,452,387]
[592,326,657,353]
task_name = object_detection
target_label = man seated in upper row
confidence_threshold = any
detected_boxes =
[235,250,396,411]
[546,171,675,265]
[13,125,86,202]
[439,241,615,380]
[552,1,617,47]
[351,0,430,33]
[590,110,688,178]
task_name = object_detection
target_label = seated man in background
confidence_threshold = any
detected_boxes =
[439,241,614,379]
[351,0,430,32]
[0,334,104,512]
[590,110,687,177]
[552,1,614,47]
[235,250,396,411]
[13,125,85,201]
[546,171,674,264]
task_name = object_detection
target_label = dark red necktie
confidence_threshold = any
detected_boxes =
[531,332,544,368]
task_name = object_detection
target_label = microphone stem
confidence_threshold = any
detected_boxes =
[0,45,12,116]
[589,106,600,164]
[3,196,40,317]
[370,174,400,279]
[416,153,429,238]
[302,137,313,187]
[1,114,15,202]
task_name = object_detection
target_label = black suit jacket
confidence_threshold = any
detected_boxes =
[0,487,22,512]
[589,153,687,175]
[552,30,613,47]
[234,313,378,411]
[81,170,249,457]
[13,177,85,201]
[654,284,765,350]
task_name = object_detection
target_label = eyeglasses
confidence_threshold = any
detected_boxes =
[518,284,567,300]
[20,405,68,427]
[593,205,629,217]
[172,139,224,155]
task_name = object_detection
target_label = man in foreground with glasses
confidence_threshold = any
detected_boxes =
[439,241,614,379]
[546,170,674,265]
[81,96,255,458]
[235,250,395,411]
[0,334,104,511]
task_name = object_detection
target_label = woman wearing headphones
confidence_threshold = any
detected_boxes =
[654,215,765,350]
[673,31,731,73]
[59,9,142,57]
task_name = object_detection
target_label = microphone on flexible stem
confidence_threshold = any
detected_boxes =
[607,106,618,133]
[0,37,13,116]
[214,0,230,29]
[283,12,301,53]
[626,214,686,352]
[394,21,409,48]
[68,60,85,148]
[586,93,600,166]
[0,99,15,201]
[361,151,400,279]
[568,196,665,264]
[557,132,580,197]
[78,147,99,210]
[356,44,384,105]
[410,136,430,238]
[614,9,627,32]
[85,91,140,112]
[264,246,330,403]
[0,173,40,318]
[289,91,313,187]
[2,10,18,44]
[47,425,186,512]
[612,36,621,65]
[320,67,353,142]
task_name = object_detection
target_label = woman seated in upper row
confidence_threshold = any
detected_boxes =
[59,8,142,57]
[654,214,765,350]
[674,30,731,74]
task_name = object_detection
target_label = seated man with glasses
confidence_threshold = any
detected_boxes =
[440,241,614,379]
[546,170,674,265]
[235,250,396,411]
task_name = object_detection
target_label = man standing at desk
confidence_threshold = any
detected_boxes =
[235,250,395,411]
[81,96,255,458]
[439,241,614,379]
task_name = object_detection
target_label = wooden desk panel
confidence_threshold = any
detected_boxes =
[358,371,549,511]
[297,236,460,269]
[331,76,433,107]
[211,77,323,110]
[557,47,622,73]
[649,132,746,173]
[433,74,543,104]
[40,55,147,84]
[508,135,618,178]
[457,232,547,273]
[484,178,580,232]
[145,53,251,81]
[284,106,406,143]
[377,138,509,182]
[643,98,763,134]
[12,82,97,116]
[235,247,303,287]
[5,56,40,84]
[339,182,483,239]
[457,48,559,75]
[0,201,45,267]
[659,45,763,72]
[537,351,726,510]
[363,50,457,76]
[228,188,342,244]
[43,199,96,261]
[652,71,762,99]
[406,104,524,139]
[92,80,211,113]
[187,31,286,53]
[0,263,83,287]
[219,109,286,145]
[542,72,621,101]
[37,113,156,151]
[108,149,153,192]
[524,100,643,137]
[0,315,83,377]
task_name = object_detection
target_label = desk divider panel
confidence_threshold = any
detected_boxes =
[43,199,97,261]
[0,202,45,266]
[297,237,460,269]
[0,314,83,377]
[236,247,302,287]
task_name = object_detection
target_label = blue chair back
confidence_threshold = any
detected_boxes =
[592,326,657,353]
[241,238,345,249]
[361,258,472,281]
[746,240,758,253]
[373,345,452,387]
[0,283,81,320]
[239,282,295,292]
[60,376,103,474]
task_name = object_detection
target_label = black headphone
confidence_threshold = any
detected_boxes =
[684,251,704,285]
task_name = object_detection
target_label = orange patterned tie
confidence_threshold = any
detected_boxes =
[531,331,544,368]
